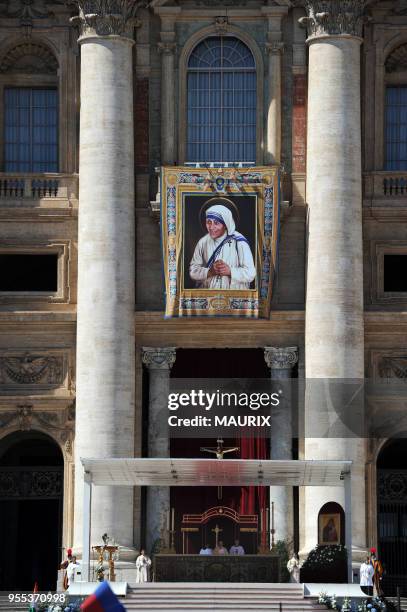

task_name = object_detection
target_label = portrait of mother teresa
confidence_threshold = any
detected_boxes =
[189,201,256,290]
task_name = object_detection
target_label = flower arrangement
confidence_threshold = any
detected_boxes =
[317,594,388,612]
[301,545,348,583]
[318,592,337,609]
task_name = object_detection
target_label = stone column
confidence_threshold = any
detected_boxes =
[158,40,176,165]
[72,1,138,557]
[265,347,298,548]
[300,0,367,563]
[142,347,176,553]
[265,42,284,165]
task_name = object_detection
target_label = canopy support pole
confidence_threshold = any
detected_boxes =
[344,470,353,583]
[82,471,92,582]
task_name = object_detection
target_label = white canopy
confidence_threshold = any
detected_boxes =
[80,458,353,583]
[80,457,351,487]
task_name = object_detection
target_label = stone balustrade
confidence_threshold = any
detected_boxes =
[364,171,407,200]
[0,173,78,206]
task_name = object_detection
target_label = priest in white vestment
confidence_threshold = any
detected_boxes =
[229,539,245,555]
[135,549,152,583]
[189,204,256,290]
[360,556,374,596]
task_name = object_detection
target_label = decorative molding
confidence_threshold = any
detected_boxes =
[378,355,407,379]
[157,41,176,55]
[265,41,285,55]
[70,0,146,38]
[0,467,63,500]
[264,346,299,370]
[214,16,229,34]
[0,353,64,386]
[385,43,407,73]
[378,470,407,503]
[142,347,176,370]
[0,403,75,454]
[295,0,371,39]
[196,0,247,5]
[0,42,58,74]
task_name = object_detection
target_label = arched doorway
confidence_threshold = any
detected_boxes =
[0,431,63,590]
[377,438,407,596]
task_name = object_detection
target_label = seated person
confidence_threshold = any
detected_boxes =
[214,540,228,555]
[229,539,245,555]
[199,544,213,555]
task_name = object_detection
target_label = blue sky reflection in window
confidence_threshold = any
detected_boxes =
[187,36,256,164]
[4,88,58,173]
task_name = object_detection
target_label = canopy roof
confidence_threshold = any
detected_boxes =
[80,458,351,487]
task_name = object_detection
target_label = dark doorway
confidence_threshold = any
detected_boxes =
[167,349,270,553]
[0,431,63,590]
[377,438,407,596]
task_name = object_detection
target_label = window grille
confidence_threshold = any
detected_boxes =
[4,88,58,172]
[187,36,256,164]
[385,86,407,170]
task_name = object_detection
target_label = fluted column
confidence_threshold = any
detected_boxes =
[298,0,367,564]
[142,347,176,553]
[265,42,284,165]
[158,41,176,165]
[72,0,140,556]
[265,347,298,548]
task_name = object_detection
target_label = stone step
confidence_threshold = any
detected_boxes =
[123,583,325,612]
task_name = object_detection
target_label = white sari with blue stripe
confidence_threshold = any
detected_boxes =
[189,204,256,290]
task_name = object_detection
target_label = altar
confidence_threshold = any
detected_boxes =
[154,554,280,583]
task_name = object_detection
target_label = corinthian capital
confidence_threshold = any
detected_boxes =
[70,0,146,38]
[158,42,176,55]
[295,0,371,39]
[264,347,298,371]
[142,347,176,371]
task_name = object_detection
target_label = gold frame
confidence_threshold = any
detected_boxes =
[161,166,280,318]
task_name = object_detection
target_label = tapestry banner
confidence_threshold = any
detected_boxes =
[161,166,280,318]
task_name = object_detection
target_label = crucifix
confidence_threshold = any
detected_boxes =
[200,438,240,499]
[211,524,223,549]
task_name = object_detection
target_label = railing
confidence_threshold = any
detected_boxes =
[364,171,407,200]
[0,173,78,204]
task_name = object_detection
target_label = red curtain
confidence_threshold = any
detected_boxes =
[239,432,267,519]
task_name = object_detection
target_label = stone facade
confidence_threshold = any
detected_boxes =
[0,0,406,582]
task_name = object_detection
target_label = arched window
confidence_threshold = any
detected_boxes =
[385,44,407,170]
[186,36,256,164]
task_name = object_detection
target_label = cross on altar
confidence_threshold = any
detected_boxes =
[200,438,239,499]
[211,524,223,548]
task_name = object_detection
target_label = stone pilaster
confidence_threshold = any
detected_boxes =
[265,42,284,165]
[262,6,288,165]
[264,347,298,549]
[296,0,368,563]
[158,41,177,165]
[72,0,142,558]
[142,347,176,553]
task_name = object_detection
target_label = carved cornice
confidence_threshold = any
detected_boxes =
[264,346,299,370]
[69,0,146,38]
[294,1,371,39]
[142,347,176,370]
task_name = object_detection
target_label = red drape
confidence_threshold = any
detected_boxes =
[239,432,267,524]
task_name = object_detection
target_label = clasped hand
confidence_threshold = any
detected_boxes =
[208,259,231,277]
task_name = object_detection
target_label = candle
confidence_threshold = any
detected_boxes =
[266,507,269,533]
[260,508,263,532]
[171,507,175,532]
[166,510,170,531]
